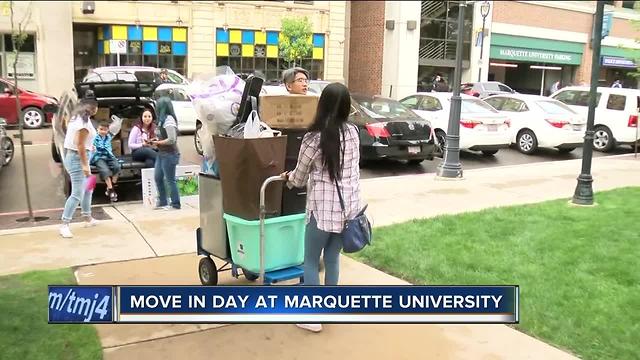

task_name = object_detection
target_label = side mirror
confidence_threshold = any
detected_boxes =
[43,104,59,113]
[4,88,13,95]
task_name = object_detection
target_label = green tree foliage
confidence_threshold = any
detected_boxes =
[279,17,313,67]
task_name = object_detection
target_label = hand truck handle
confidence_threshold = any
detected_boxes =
[259,175,287,283]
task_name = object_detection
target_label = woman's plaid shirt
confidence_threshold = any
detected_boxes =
[287,124,361,234]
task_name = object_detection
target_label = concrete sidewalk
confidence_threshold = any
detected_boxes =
[1,154,638,359]
[1,154,638,276]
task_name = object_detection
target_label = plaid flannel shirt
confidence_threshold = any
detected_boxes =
[91,133,116,164]
[287,124,361,233]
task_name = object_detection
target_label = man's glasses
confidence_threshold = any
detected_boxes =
[293,78,309,84]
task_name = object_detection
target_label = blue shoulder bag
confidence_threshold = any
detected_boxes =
[334,177,372,253]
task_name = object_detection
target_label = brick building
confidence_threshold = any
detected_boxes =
[347,1,640,99]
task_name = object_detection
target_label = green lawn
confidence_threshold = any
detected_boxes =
[353,187,640,360]
[0,269,102,360]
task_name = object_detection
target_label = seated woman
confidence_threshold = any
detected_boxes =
[128,109,157,168]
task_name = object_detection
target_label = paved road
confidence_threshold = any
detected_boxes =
[0,128,636,214]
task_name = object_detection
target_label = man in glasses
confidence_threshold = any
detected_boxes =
[282,67,309,95]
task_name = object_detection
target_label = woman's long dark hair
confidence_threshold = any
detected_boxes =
[135,109,156,138]
[156,97,177,127]
[308,83,351,182]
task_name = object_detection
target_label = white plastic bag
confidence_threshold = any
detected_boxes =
[187,66,245,174]
[243,110,262,138]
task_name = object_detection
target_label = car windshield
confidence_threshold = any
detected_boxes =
[461,99,499,114]
[535,100,576,115]
[354,97,419,119]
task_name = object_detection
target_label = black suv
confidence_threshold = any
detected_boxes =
[50,68,162,196]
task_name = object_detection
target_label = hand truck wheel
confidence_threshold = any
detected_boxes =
[199,257,218,285]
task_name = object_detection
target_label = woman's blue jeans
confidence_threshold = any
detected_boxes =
[62,150,93,222]
[304,214,343,286]
[155,152,181,209]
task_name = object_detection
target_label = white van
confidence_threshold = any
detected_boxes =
[550,86,639,152]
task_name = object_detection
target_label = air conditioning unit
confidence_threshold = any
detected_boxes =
[82,1,95,15]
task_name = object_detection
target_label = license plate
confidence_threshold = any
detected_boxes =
[486,124,498,132]
[573,125,583,131]
[408,146,421,154]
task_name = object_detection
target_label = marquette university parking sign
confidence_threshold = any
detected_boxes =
[49,286,519,324]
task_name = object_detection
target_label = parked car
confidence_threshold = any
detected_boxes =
[550,86,640,152]
[350,94,436,165]
[307,80,331,95]
[51,68,158,196]
[0,78,57,129]
[0,117,14,173]
[461,82,516,98]
[484,94,586,154]
[83,66,188,85]
[153,83,198,133]
[400,92,511,156]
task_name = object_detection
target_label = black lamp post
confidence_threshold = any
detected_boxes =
[572,1,604,205]
[436,1,466,179]
[478,1,490,82]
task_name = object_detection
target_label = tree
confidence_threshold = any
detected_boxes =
[9,1,35,222]
[279,17,313,68]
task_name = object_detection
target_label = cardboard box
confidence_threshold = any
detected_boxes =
[111,139,122,156]
[95,108,110,123]
[259,94,318,130]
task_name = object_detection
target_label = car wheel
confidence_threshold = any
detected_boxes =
[1,136,14,166]
[557,147,575,154]
[194,121,203,156]
[22,107,45,129]
[593,126,615,152]
[435,130,446,157]
[481,149,499,156]
[516,129,538,155]
[51,140,61,163]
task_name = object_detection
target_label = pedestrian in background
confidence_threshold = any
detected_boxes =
[150,97,181,210]
[612,79,622,88]
[59,91,99,238]
[283,67,309,95]
[284,82,362,333]
[550,80,561,94]
[128,109,157,168]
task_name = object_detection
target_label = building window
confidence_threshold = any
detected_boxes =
[622,1,637,9]
[215,28,325,83]
[419,1,473,62]
[2,34,37,79]
[97,25,188,75]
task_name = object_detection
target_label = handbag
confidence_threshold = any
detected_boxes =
[335,178,372,253]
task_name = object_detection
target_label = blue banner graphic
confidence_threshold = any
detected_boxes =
[48,286,113,323]
[117,286,518,324]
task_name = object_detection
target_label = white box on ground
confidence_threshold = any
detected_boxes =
[142,165,200,208]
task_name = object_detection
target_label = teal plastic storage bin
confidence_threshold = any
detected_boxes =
[223,213,306,274]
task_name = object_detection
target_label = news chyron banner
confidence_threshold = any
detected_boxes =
[49,286,519,324]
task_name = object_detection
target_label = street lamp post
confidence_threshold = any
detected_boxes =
[436,1,466,179]
[478,1,490,82]
[572,1,604,205]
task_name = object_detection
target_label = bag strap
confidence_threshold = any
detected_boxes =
[334,135,347,221]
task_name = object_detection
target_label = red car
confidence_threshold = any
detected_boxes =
[0,78,57,129]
